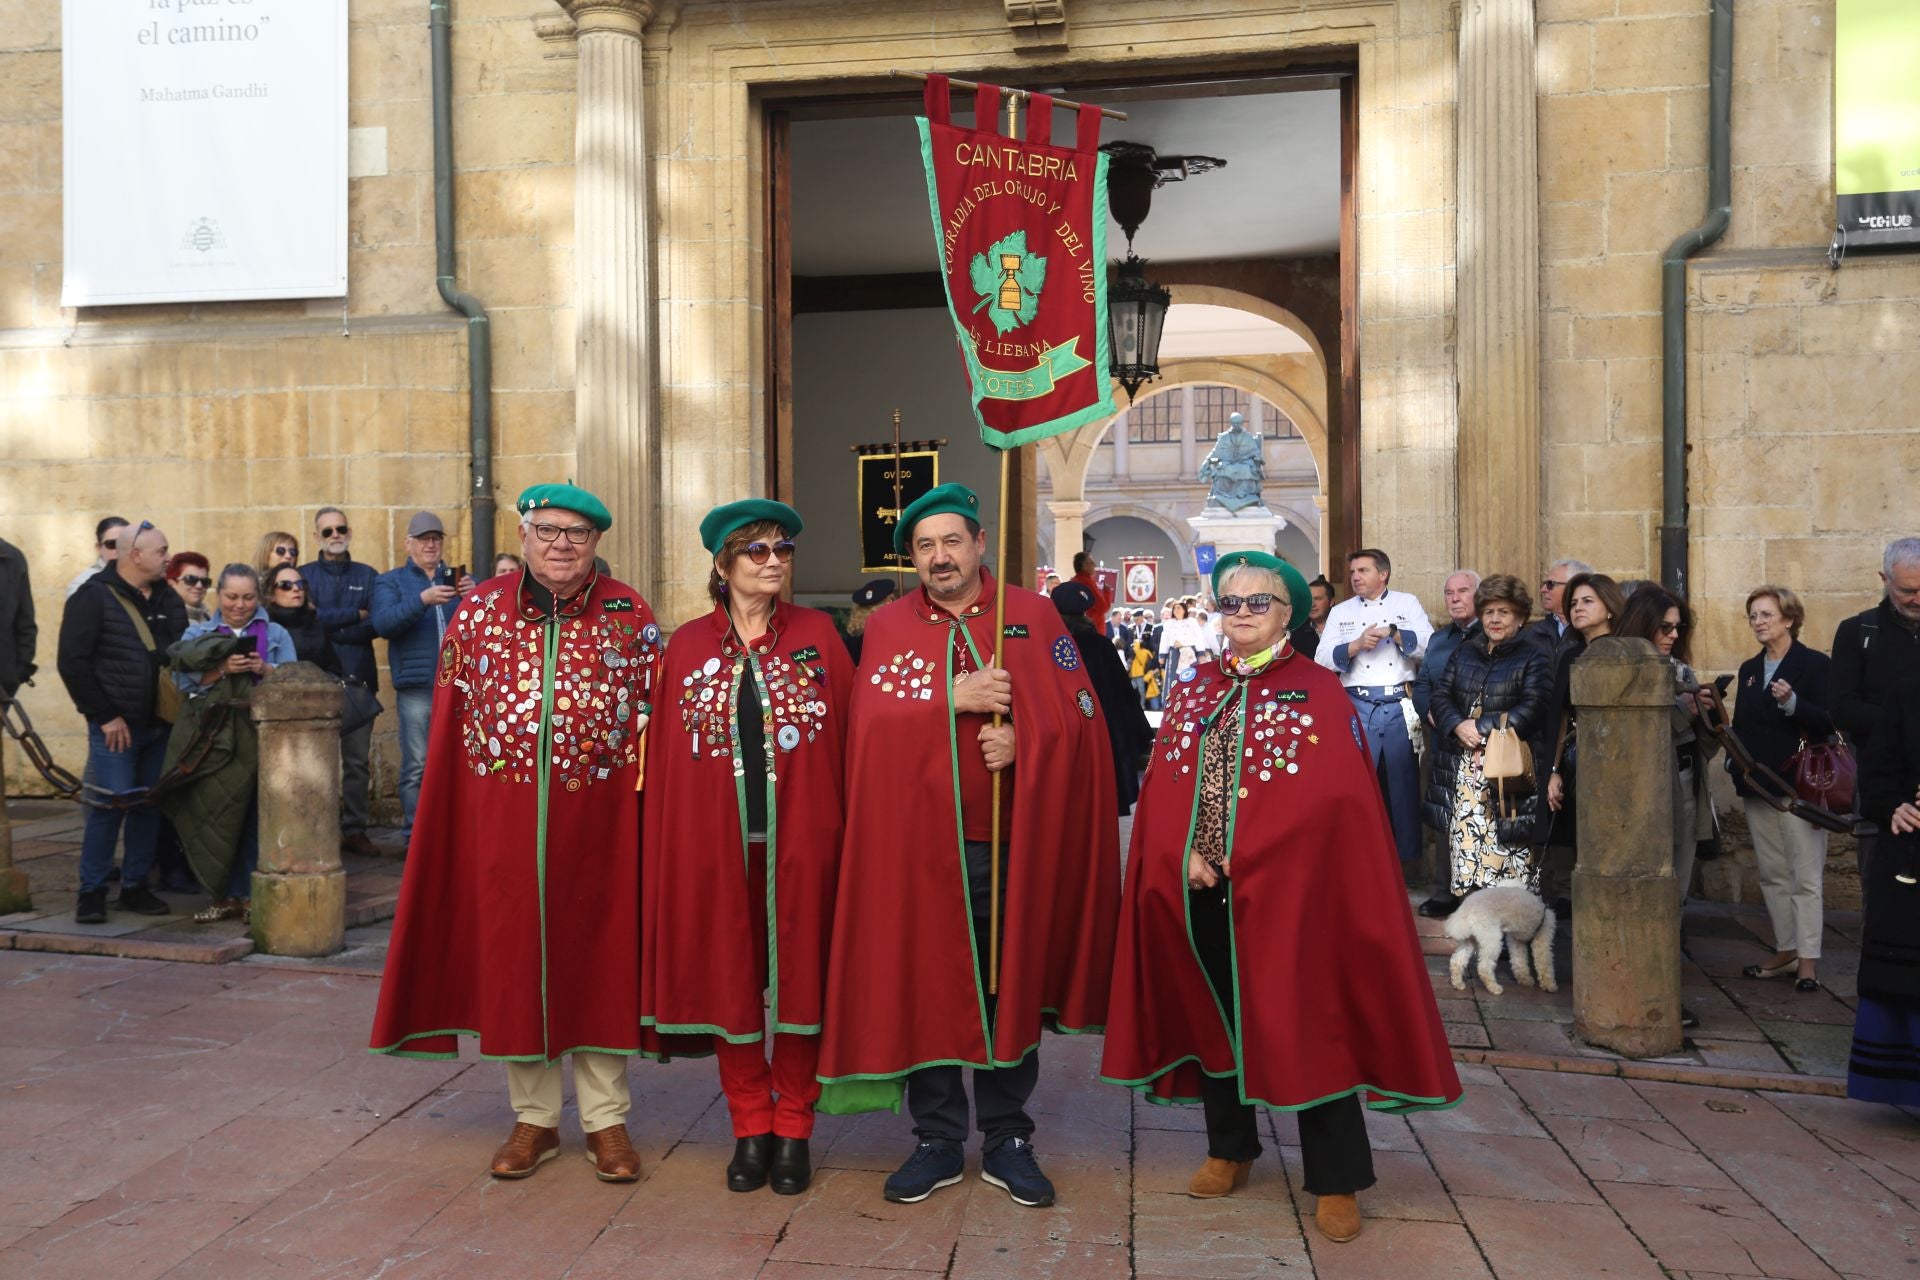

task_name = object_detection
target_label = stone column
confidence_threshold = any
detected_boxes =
[0,734,29,913]
[250,665,346,958]
[1048,499,1091,570]
[1455,0,1540,577]
[1570,636,1682,1058]
[562,0,656,594]
[1179,385,1198,478]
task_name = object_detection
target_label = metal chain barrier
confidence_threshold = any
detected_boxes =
[0,682,230,811]
[1692,683,1874,839]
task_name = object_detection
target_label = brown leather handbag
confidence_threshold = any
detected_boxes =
[1483,712,1536,817]
[1787,736,1856,813]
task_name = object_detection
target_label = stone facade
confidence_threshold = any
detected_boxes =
[3,0,1914,799]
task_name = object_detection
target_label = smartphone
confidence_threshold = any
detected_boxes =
[451,564,467,585]
[1712,674,1734,695]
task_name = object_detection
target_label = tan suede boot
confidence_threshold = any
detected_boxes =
[1186,1157,1253,1198]
[1315,1192,1363,1243]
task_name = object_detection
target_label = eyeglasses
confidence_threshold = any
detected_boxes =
[1541,578,1569,591]
[1657,621,1687,636]
[743,540,797,565]
[1217,594,1276,615]
[319,524,349,538]
[273,545,296,558]
[178,575,210,588]
[273,578,307,592]
[530,522,594,545]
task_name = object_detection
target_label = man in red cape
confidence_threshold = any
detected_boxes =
[817,483,1120,1210]
[369,482,661,1184]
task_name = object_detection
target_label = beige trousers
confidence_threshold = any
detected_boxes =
[1744,799,1827,960]
[505,1052,633,1133]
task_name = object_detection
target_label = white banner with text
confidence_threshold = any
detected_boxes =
[61,0,348,306]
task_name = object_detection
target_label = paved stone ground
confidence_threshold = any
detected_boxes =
[5,944,1920,1278]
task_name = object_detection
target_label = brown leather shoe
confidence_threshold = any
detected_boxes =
[584,1124,641,1182]
[1186,1157,1253,1198]
[1315,1192,1363,1243]
[489,1122,559,1179]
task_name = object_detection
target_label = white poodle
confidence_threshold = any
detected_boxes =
[1444,885,1557,996]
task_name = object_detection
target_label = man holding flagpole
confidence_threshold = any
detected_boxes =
[816,483,1120,1209]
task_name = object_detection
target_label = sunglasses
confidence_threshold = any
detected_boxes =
[1541,578,1569,590]
[530,522,593,545]
[742,540,796,565]
[273,545,296,558]
[1217,594,1276,615]
[319,524,349,538]
[178,574,210,588]
[1657,621,1688,636]
[273,578,308,592]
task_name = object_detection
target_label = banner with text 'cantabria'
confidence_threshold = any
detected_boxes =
[61,0,347,306]
[1835,0,1920,250]
[917,75,1116,450]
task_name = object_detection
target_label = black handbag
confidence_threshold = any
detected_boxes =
[339,679,382,736]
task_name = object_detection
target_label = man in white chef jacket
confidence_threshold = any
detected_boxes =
[1315,548,1434,868]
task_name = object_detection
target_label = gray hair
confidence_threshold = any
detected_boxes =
[1219,563,1291,608]
[1444,568,1481,590]
[216,563,259,594]
[1548,557,1592,577]
[1886,537,1920,577]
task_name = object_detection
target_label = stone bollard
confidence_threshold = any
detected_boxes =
[1570,635,1682,1058]
[250,663,345,957]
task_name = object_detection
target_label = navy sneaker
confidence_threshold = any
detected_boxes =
[883,1141,965,1204]
[980,1137,1055,1207]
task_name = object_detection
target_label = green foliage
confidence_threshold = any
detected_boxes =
[967,231,1048,334]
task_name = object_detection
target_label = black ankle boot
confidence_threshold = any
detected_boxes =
[769,1136,811,1195]
[727,1134,774,1192]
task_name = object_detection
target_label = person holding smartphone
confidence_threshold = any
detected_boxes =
[372,512,477,846]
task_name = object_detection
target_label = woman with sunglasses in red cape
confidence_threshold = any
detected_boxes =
[1101,551,1461,1246]
[639,500,850,1198]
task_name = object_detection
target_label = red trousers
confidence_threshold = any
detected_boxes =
[712,839,820,1139]
[714,1032,821,1139]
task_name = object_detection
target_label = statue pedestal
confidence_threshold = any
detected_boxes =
[1187,507,1288,561]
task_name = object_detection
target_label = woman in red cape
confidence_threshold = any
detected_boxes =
[640,500,849,1197]
[1100,551,1461,1245]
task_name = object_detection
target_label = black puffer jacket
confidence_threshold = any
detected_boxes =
[1425,630,1554,844]
[56,567,188,728]
[266,602,342,676]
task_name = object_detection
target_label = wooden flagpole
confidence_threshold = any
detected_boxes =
[985,88,1023,996]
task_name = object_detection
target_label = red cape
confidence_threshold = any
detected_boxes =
[817,572,1120,1088]
[640,602,850,1054]
[369,571,661,1062]
[1099,647,1462,1113]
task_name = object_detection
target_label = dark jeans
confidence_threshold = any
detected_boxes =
[906,839,1040,1151]
[1189,881,1376,1196]
[78,722,170,893]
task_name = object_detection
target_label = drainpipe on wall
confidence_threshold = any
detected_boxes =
[1658,0,1733,599]
[429,0,495,568]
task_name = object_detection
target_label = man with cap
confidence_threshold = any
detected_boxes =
[371,483,661,1183]
[371,511,476,845]
[839,577,897,666]
[816,483,1121,1209]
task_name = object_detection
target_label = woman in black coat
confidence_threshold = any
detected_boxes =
[1426,575,1555,902]
[1729,584,1832,991]
[1849,677,1920,1104]
[263,565,342,676]
[1053,581,1153,815]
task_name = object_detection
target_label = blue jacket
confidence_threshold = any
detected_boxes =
[1413,618,1479,722]
[372,560,458,690]
[172,608,298,695]
[300,556,380,692]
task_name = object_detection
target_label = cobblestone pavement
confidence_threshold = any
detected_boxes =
[4,945,1920,1279]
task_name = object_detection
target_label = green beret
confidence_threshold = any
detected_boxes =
[516,482,611,531]
[700,498,803,557]
[894,483,982,555]
[1211,550,1313,631]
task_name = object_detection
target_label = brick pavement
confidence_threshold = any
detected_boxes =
[4,947,1920,1279]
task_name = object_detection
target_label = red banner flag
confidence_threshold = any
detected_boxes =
[918,75,1116,450]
